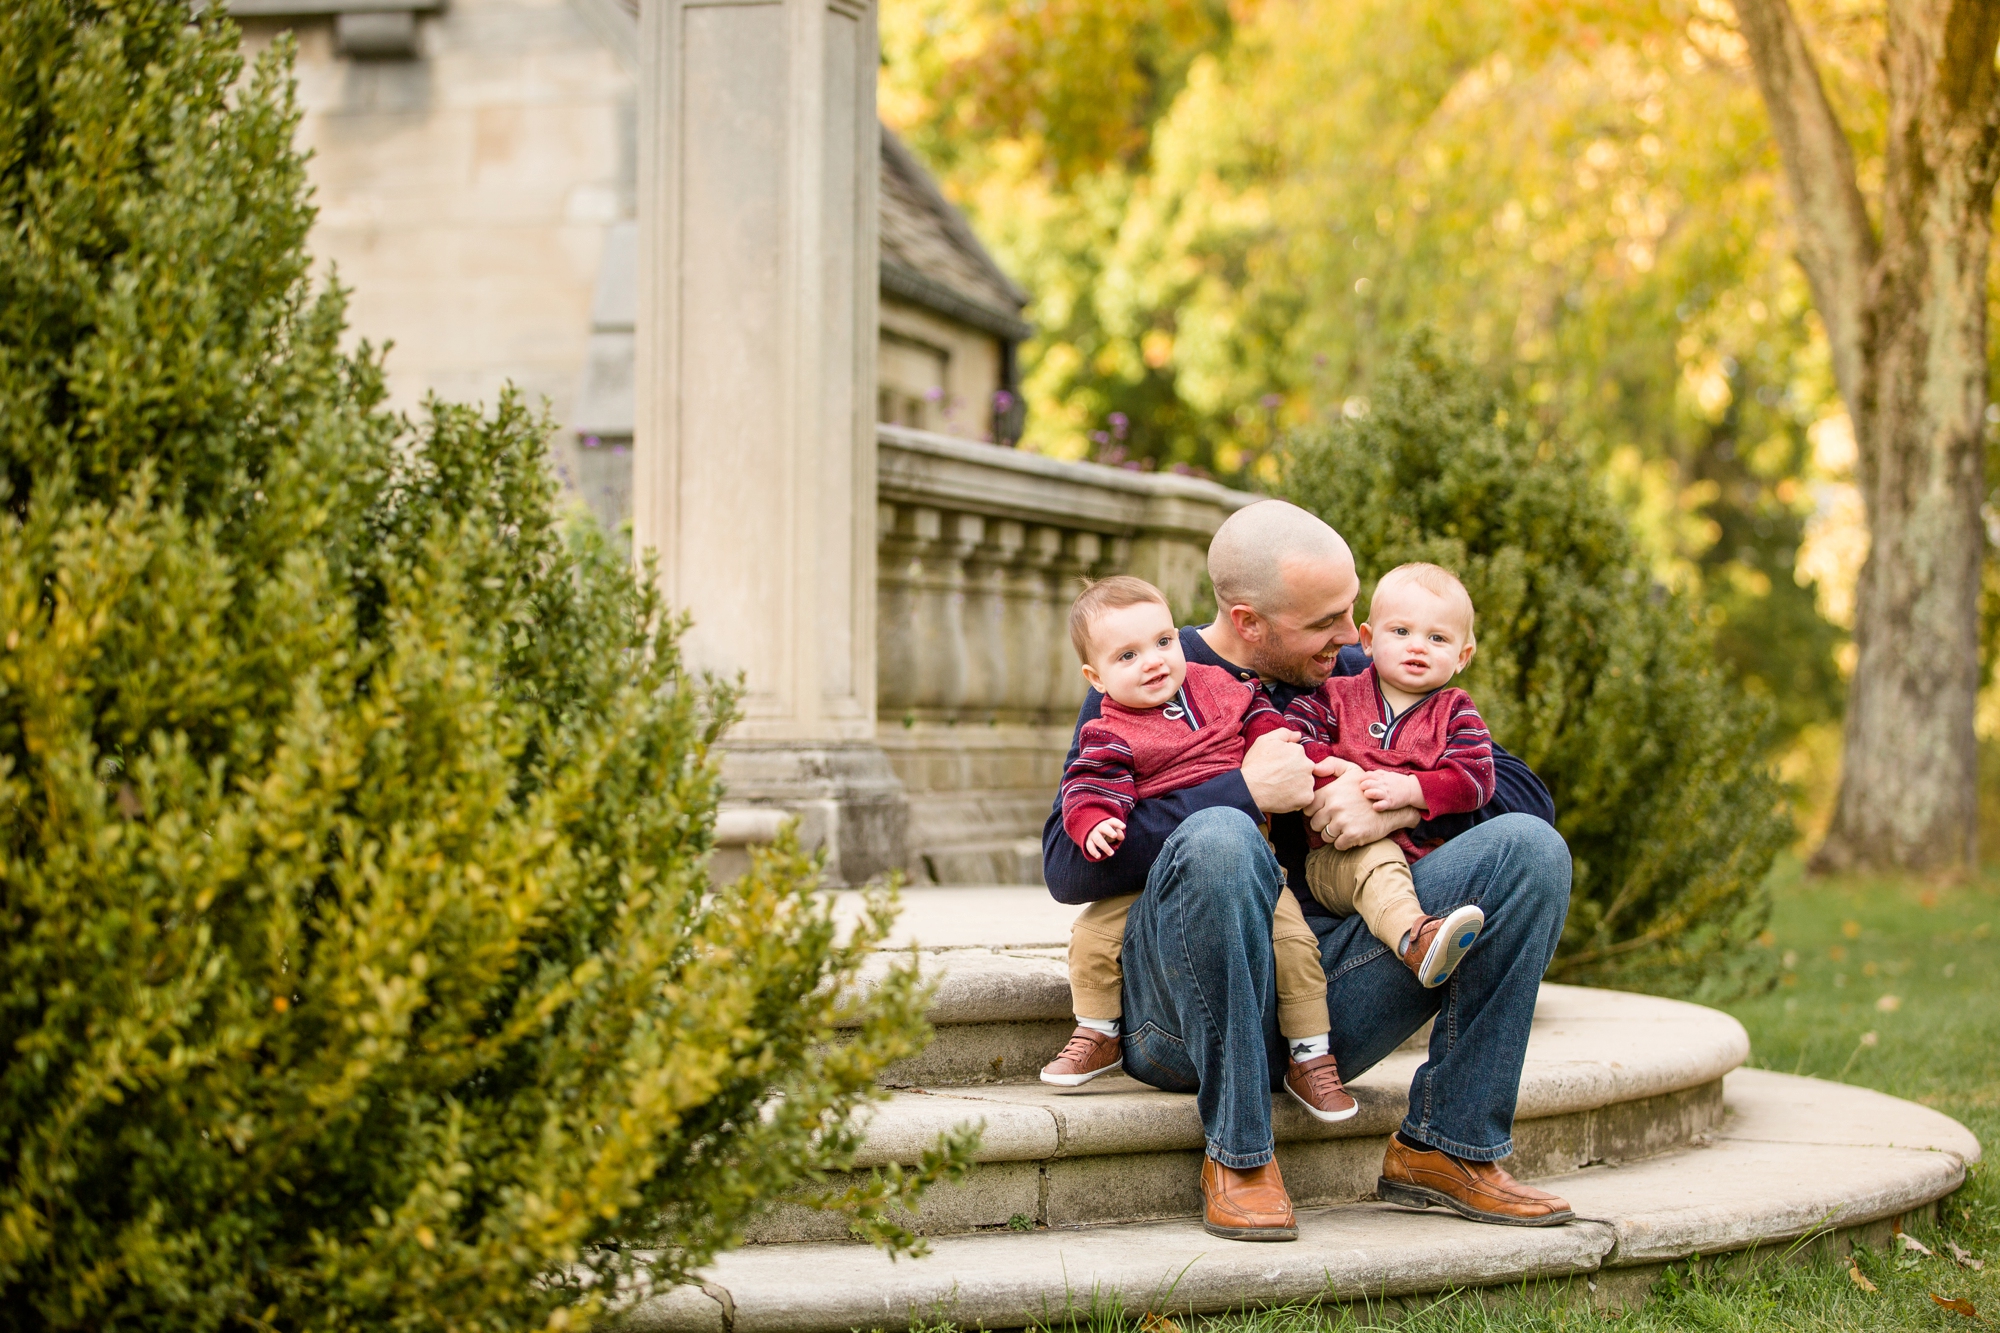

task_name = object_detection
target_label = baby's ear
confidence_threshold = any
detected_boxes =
[1357,623,1375,655]
[1456,639,1477,673]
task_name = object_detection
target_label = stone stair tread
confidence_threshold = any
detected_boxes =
[844,984,1748,1167]
[625,1070,1980,1333]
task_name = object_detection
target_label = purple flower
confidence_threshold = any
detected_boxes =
[1091,431,1110,446]
[1109,412,1129,439]
[994,390,1015,410]
[1261,394,1283,410]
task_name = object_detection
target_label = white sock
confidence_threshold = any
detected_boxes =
[1397,930,1413,957]
[1289,1033,1330,1063]
[1078,1015,1119,1038]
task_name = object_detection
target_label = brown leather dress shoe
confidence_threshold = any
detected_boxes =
[1377,1134,1574,1226]
[1201,1155,1298,1241]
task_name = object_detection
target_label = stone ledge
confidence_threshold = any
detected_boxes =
[620,1069,1979,1332]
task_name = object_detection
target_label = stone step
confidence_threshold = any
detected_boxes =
[770,981,1746,1243]
[624,1069,1982,1333]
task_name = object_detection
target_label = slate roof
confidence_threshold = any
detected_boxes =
[878,126,1031,342]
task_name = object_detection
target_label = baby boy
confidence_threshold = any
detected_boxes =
[1287,562,1494,984]
[1039,576,1357,1124]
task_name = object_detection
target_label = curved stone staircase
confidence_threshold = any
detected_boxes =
[626,890,1981,1332]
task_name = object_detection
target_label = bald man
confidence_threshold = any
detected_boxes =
[1042,500,1574,1241]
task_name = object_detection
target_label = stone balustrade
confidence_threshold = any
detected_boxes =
[875,425,1256,883]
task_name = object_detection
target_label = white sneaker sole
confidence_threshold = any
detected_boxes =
[1285,1079,1359,1122]
[1415,904,1485,988]
[1040,1058,1122,1087]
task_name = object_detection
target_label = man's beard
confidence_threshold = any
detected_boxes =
[1243,638,1329,689]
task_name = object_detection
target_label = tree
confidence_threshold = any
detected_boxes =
[0,3,965,1328]
[1732,0,1999,873]
[1281,336,1792,993]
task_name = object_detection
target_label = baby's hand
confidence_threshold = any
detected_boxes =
[1359,771,1426,813]
[1084,818,1126,860]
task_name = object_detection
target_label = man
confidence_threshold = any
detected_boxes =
[1040,500,1575,1241]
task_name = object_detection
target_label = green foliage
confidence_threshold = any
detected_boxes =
[1280,337,1792,991]
[882,0,1858,754]
[0,2,964,1329]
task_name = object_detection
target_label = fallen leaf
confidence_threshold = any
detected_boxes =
[1876,993,1902,1012]
[1948,1241,1986,1271]
[1849,1263,1878,1292]
[1138,1315,1181,1333]
[1899,1231,1936,1257]
[1930,1294,1977,1319]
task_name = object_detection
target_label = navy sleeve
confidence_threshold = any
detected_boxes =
[1412,739,1554,840]
[1041,687,1262,905]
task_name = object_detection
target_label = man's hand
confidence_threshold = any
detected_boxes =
[1306,763,1421,849]
[1241,728,1317,813]
[1359,770,1425,813]
[1084,818,1126,860]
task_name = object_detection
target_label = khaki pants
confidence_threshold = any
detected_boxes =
[1302,837,1427,959]
[1068,886,1331,1040]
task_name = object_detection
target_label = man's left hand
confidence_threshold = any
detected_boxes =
[1306,762,1421,849]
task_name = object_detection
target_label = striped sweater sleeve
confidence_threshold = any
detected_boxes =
[1060,722,1139,858]
[1415,693,1496,816]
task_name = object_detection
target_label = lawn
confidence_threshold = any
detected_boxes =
[1064,862,2000,1332]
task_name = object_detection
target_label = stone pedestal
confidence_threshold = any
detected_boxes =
[633,0,903,884]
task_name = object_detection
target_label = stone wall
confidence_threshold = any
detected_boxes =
[876,426,1257,883]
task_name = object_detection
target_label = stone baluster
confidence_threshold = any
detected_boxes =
[911,508,978,717]
[876,503,927,722]
[963,520,1021,726]
[1044,530,1100,719]
[1001,525,1054,723]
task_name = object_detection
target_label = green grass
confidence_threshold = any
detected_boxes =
[1030,862,2000,1332]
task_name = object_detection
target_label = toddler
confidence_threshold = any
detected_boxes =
[1287,562,1493,987]
[1039,576,1357,1124]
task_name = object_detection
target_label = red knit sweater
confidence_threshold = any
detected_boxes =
[1060,662,1284,858]
[1284,665,1495,860]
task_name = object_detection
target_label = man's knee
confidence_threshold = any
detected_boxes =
[1155,806,1280,903]
[1484,813,1572,917]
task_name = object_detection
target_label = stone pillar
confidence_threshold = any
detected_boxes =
[633,0,905,884]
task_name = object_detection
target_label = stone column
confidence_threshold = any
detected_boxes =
[633,0,905,884]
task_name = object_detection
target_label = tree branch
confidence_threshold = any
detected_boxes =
[1732,0,1879,412]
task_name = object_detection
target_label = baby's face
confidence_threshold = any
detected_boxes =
[1081,600,1187,710]
[1361,583,1475,696]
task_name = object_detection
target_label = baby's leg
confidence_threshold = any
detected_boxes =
[1303,838,1426,953]
[1272,888,1357,1123]
[1069,892,1138,1021]
[1042,892,1138,1086]
[1270,889,1330,1042]
[1304,839,1485,989]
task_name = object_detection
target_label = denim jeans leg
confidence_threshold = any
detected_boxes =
[1118,806,1287,1169]
[1315,813,1572,1161]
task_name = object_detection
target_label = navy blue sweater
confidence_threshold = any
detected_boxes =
[1040,628,1556,907]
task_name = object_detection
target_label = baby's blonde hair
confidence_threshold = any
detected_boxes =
[1369,562,1476,643]
[1068,575,1169,661]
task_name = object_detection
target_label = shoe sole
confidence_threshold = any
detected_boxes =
[1415,904,1485,988]
[1202,1219,1299,1242]
[1284,1079,1359,1122]
[1040,1058,1122,1087]
[1376,1175,1576,1227]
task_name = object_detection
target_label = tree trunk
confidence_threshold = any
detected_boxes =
[1735,0,2000,874]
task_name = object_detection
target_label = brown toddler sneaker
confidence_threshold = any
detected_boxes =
[1403,904,1485,988]
[1283,1053,1358,1122]
[1040,1026,1123,1086]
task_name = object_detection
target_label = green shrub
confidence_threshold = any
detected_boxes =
[0,3,966,1329]
[1278,333,1791,993]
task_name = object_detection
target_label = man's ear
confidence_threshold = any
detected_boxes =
[1080,661,1104,693]
[1225,603,1263,643]
[1357,622,1375,657]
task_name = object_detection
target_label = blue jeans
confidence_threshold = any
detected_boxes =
[1118,809,1571,1168]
